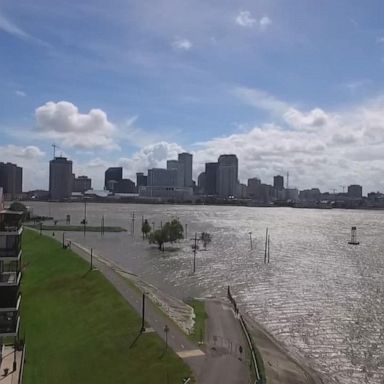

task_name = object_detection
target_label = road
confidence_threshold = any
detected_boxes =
[70,240,249,383]
[201,300,249,384]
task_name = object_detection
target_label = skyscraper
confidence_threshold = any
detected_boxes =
[0,162,22,199]
[205,162,218,195]
[273,175,284,191]
[166,160,179,171]
[216,155,238,198]
[178,153,193,187]
[104,167,123,191]
[49,157,73,200]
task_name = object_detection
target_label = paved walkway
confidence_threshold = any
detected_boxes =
[69,240,249,383]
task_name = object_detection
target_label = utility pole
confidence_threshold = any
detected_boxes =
[264,228,269,264]
[248,232,253,250]
[90,248,93,270]
[191,233,199,273]
[267,234,270,263]
[62,232,65,249]
[132,212,135,235]
[100,215,105,236]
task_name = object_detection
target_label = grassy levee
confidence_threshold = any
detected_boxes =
[186,299,207,344]
[25,224,126,232]
[21,229,192,384]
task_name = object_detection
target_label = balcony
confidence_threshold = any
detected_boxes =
[0,286,20,309]
[0,312,20,337]
[0,230,22,260]
[0,271,21,286]
[0,210,23,234]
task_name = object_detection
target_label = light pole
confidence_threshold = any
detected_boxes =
[62,231,65,249]
[248,232,253,250]
[83,199,87,237]
[163,324,169,351]
[140,293,146,333]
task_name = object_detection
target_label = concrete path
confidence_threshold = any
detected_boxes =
[201,300,249,384]
[70,240,249,383]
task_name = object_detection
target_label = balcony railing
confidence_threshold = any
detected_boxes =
[0,313,20,336]
[0,271,21,286]
[0,245,21,259]
[0,287,20,308]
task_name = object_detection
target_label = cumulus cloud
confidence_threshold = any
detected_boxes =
[283,107,329,129]
[235,11,272,30]
[172,38,192,50]
[235,11,256,28]
[259,16,272,30]
[35,101,117,150]
[119,141,184,178]
[0,145,44,159]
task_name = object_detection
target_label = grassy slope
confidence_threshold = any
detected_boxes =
[187,299,207,344]
[21,229,191,384]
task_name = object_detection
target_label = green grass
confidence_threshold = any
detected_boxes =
[21,229,192,384]
[25,224,127,232]
[186,299,207,344]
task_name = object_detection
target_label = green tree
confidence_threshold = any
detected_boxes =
[148,218,184,251]
[8,201,29,220]
[141,219,151,239]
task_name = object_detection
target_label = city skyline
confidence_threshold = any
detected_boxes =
[2,1,384,191]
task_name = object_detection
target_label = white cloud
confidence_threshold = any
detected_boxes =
[259,16,272,30]
[0,145,44,159]
[283,107,329,129]
[172,38,192,51]
[235,11,272,30]
[236,11,256,28]
[15,90,26,97]
[35,101,117,150]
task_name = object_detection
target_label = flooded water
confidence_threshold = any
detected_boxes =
[26,201,384,384]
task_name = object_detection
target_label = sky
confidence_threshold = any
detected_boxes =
[1,0,384,193]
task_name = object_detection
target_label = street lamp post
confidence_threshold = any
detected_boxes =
[248,232,253,250]
[163,324,169,351]
[83,199,87,237]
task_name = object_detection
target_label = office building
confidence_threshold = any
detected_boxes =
[205,162,218,195]
[148,168,177,187]
[49,157,73,200]
[247,177,261,198]
[178,153,193,187]
[348,184,363,199]
[273,175,284,191]
[114,179,136,193]
[136,173,147,191]
[73,176,92,193]
[104,167,123,190]
[217,155,238,198]
[166,160,179,171]
[0,163,22,199]
[197,172,206,194]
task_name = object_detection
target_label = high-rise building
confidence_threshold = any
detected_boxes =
[0,163,22,199]
[205,162,218,195]
[136,172,147,191]
[114,179,136,193]
[217,155,238,198]
[178,153,193,187]
[273,175,284,191]
[197,172,206,194]
[73,176,92,193]
[348,184,363,199]
[148,168,178,186]
[166,160,179,171]
[104,167,123,190]
[49,157,73,200]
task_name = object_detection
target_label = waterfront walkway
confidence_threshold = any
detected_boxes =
[70,241,249,384]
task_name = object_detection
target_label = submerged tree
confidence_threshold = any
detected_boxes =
[200,232,212,249]
[148,218,184,251]
[141,219,151,239]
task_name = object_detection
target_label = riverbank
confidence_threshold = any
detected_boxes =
[21,229,192,384]
[25,223,127,232]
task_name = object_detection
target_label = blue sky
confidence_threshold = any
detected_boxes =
[1,0,384,192]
